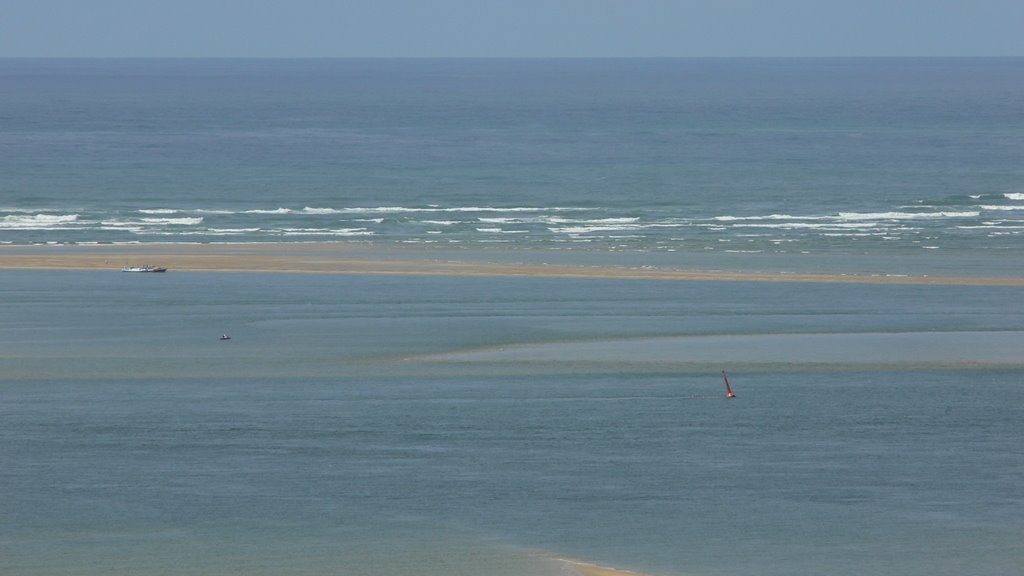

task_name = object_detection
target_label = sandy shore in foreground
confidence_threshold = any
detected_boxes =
[572,564,653,576]
[1,244,1022,286]
[559,558,656,576]
[549,555,655,576]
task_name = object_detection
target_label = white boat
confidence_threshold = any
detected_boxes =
[121,265,167,273]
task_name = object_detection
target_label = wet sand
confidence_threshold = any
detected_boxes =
[568,560,655,576]
[1,244,1022,286]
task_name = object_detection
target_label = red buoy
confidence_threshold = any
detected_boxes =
[723,370,736,399]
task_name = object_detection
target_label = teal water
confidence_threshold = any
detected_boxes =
[3,58,1024,272]
[2,271,1022,575]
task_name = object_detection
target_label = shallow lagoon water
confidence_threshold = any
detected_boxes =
[2,270,1022,576]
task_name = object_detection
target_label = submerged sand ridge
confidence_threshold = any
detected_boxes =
[572,563,653,576]
[1,244,1023,286]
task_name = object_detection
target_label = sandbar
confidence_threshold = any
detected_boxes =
[563,559,656,576]
[1,244,1022,286]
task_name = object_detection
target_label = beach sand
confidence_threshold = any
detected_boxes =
[1,243,1022,286]
[574,566,649,576]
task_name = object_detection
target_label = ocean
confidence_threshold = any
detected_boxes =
[1,58,1023,575]
[3,58,1024,267]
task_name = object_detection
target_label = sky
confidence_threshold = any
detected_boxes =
[1,0,1022,58]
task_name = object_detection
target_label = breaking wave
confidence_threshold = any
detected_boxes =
[0,214,81,229]
[140,217,204,225]
[2,200,1021,252]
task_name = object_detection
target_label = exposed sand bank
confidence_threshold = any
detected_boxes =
[574,566,651,576]
[564,559,657,576]
[1,244,1022,286]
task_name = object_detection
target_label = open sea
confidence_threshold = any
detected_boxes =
[2,58,1023,575]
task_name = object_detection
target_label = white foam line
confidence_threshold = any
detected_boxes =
[981,205,1024,211]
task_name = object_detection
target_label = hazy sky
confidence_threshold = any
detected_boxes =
[2,0,1022,57]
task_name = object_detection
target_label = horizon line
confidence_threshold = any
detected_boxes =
[2,55,1023,60]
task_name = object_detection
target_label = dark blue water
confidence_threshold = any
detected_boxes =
[2,58,1024,265]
